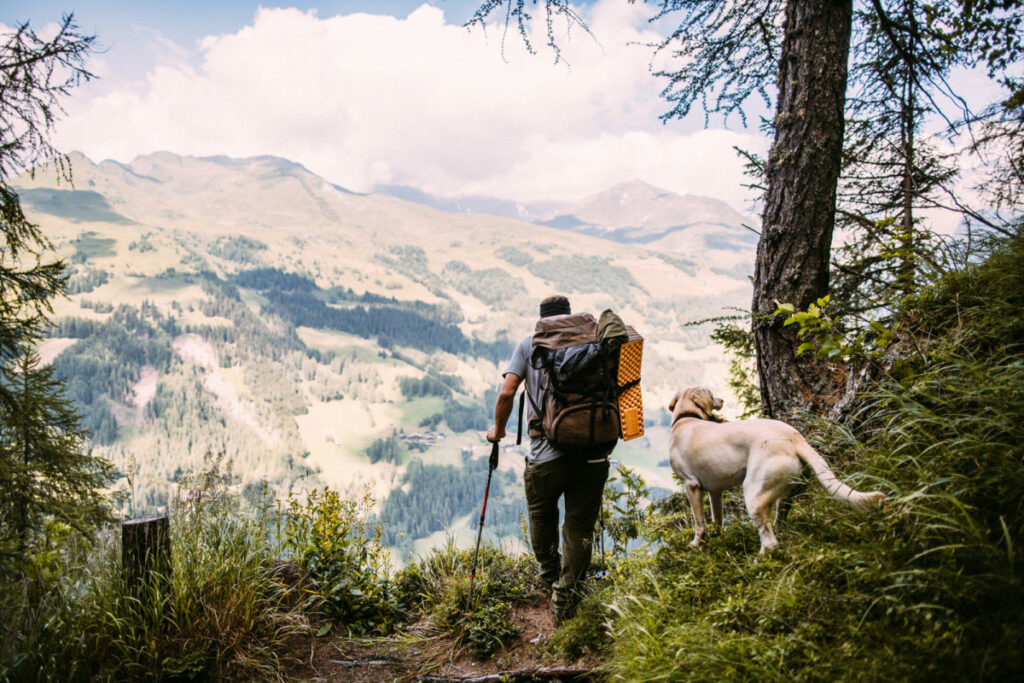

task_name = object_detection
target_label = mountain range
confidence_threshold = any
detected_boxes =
[375,178,759,259]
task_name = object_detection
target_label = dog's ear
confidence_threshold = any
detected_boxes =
[668,392,679,412]
[697,388,724,413]
[691,388,713,418]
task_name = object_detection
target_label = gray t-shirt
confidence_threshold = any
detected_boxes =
[504,335,561,464]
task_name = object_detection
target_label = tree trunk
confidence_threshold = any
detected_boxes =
[898,0,918,297]
[122,514,172,594]
[753,0,854,418]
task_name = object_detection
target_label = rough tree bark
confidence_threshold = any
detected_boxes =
[753,0,854,418]
[122,514,172,594]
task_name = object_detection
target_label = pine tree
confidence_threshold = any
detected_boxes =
[0,352,114,557]
[1,14,95,370]
[833,0,968,320]
[0,15,110,568]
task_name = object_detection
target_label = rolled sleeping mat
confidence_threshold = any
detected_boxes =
[618,326,644,440]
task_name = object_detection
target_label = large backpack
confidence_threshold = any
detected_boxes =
[518,310,631,456]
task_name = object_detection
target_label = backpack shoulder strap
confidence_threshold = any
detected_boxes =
[516,391,524,445]
[523,374,544,418]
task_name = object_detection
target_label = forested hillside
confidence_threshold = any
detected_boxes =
[9,150,752,553]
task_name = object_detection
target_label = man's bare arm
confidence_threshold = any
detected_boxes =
[486,372,522,442]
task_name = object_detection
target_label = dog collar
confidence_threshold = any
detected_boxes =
[672,411,706,425]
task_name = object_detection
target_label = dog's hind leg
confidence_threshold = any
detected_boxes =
[685,482,706,547]
[774,495,792,526]
[709,490,724,533]
[744,487,779,553]
[749,502,779,553]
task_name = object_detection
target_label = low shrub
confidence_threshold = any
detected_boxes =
[547,581,613,661]
[278,487,398,635]
[396,540,545,658]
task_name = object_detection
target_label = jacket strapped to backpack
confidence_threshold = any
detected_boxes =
[515,309,636,456]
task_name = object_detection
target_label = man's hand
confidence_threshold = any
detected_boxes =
[486,425,504,443]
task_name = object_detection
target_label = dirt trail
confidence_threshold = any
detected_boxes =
[283,600,599,682]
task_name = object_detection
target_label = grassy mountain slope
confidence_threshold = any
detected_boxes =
[574,229,1024,681]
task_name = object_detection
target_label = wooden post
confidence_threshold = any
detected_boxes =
[122,514,172,593]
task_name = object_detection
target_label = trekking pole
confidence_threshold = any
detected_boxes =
[598,460,618,578]
[468,441,499,610]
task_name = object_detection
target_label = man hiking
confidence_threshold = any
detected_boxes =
[487,295,615,623]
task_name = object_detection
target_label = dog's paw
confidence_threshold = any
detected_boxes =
[853,491,887,510]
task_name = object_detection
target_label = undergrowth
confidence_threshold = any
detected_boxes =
[1,457,311,681]
[279,487,398,635]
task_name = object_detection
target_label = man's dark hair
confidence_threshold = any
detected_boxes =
[539,295,571,318]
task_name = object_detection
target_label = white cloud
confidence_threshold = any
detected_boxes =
[54,1,768,207]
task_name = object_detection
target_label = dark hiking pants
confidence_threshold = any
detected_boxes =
[523,455,610,619]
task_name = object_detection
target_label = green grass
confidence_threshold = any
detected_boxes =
[398,396,446,426]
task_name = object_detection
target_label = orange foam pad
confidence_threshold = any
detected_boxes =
[617,327,644,440]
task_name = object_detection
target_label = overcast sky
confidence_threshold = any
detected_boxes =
[2,1,770,208]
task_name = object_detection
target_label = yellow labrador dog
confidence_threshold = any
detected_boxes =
[668,387,885,553]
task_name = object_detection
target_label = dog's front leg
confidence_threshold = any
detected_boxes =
[685,482,706,547]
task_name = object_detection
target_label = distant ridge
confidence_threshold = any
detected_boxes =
[373,184,562,223]
[535,179,758,255]
[542,179,749,234]
[375,178,757,257]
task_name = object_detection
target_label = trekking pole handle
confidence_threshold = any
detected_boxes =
[489,440,499,470]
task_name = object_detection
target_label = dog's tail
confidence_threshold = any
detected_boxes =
[795,441,886,510]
